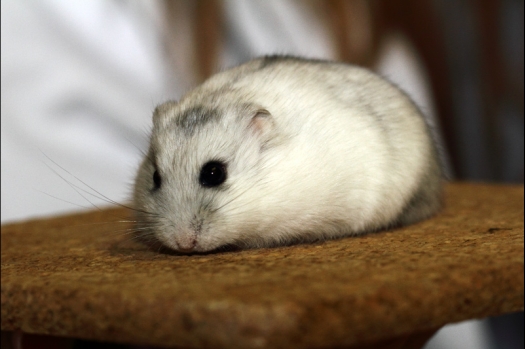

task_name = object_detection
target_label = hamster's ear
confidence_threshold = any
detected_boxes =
[248,109,274,138]
[152,100,178,128]
[248,109,282,150]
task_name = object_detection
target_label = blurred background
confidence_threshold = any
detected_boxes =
[1,1,523,348]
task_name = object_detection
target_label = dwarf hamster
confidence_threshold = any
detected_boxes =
[133,55,443,253]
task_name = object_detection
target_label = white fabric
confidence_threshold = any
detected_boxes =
[424,319,495,349]
[2,0,174,221]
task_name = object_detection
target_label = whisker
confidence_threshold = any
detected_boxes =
[41,160,105,212]
[34,189,97,211]
[211,176,267,213]
[40,151,158,218]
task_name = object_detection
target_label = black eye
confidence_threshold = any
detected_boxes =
[199,161,227,187]
[153,169,162,190]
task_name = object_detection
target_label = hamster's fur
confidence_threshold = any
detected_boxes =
[133,56,443,253]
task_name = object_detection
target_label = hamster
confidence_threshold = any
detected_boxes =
[133,55,443,253]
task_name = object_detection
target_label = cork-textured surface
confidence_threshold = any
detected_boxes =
[1,183,523,349]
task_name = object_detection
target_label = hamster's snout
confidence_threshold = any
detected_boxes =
[157,229,198,253]
[176,234,197,253]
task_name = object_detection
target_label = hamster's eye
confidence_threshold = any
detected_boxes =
[153,169,162,190]
[199,161,227,187]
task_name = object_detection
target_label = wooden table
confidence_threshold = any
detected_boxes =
[1,183,523,349]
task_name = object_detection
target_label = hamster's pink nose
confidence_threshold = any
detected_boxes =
[177,236,197,253]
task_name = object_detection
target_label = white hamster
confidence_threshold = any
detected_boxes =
[133,55,443,253]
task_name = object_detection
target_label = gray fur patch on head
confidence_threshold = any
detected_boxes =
[175,106,221,135]
[259,55,327,69]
